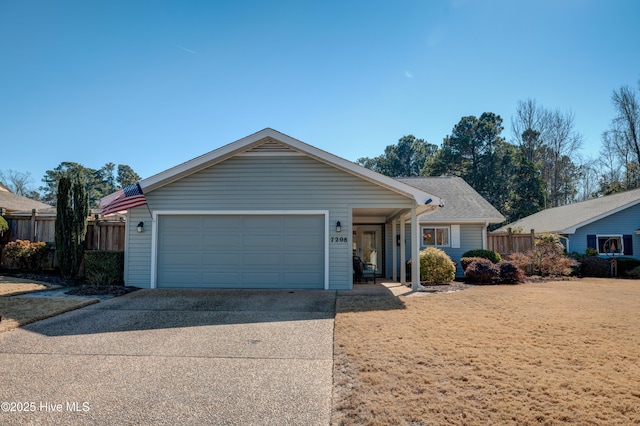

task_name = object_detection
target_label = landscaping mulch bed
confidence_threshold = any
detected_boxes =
[6,273,139,296]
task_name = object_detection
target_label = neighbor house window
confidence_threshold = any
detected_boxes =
[597,235,623,255]
[422,227,449,247]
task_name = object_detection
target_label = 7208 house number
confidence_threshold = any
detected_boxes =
[330,236,349,243]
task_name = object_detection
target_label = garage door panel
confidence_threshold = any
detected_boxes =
[283,272,324,285]
[202,252,242,265]
[283,253,324,268]
[202,216,242,230]
[244,216,282,229]
[159,253,201,266]
[157,214,325,289]
[202,272,242,283]
[203,235,242,249]
[242,252,281,266]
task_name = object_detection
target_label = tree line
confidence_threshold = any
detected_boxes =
[357,79,640,225]
[0,162,140,208]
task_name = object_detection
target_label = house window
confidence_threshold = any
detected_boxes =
[422,227,449,247]
[597,235,623,256]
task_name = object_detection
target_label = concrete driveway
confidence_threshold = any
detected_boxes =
[0,289,336,425]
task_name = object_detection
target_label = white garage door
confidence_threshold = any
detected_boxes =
[156,214,325,289]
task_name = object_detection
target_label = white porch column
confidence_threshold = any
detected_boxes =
[411,207,420,292]
[400,215,406,286]
[392,219,398,281]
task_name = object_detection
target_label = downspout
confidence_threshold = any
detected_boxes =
[482,221,488,250]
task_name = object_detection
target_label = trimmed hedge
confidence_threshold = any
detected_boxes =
[580,256,611,277]
[461,249,501,264]
[84,250,124,286]
[617,257,640,274]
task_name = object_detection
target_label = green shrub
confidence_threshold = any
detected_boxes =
[0,216,8,234]
[461,249,501,264]
[419,247,456,284]
[1,240,49,271]
[580,256,611,277]
[465,259,500,284]
[627,266,640,278]
[460,257,486,271]
[585,247,599,257]
[616,257,640,274]
[84,250,124,286]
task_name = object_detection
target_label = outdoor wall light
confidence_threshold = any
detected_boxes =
[336,221,341,232]
[137,222,144,233]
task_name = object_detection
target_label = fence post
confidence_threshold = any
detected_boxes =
[507,227,512,255]
[530,229,535,251]
[95,214,101,251]
[30,209,37,241]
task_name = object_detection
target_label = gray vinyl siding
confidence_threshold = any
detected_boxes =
[569,203,640,259]
[393,223,484,279]
[125,155,415,289]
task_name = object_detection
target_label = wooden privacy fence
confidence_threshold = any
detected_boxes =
[487,228,536,257]
[1,211,126,251]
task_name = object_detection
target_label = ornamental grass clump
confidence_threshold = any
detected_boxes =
[419,247,456,284]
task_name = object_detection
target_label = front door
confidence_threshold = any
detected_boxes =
[353,225,383,276]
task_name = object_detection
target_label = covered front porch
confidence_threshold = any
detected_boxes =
[352,205,438,291]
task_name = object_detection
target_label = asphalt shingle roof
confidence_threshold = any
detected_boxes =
[397,176,505,223]
[0,189,51,214]
[495,187,640,234]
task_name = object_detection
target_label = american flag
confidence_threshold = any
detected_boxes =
[99,183,147,216]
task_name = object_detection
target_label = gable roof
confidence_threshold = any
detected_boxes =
[495,187,640,234]
[397,176,505,223]
[140,128,441,207]
[0,190,52,214]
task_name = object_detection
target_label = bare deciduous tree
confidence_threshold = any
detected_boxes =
[0,169,35,196]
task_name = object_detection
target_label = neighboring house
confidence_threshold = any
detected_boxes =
[495,188,640,259]
[103,129,499,290]
[396,177,505,277]
[0,184,51,214]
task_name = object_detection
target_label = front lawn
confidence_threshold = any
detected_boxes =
[332,278,640,425]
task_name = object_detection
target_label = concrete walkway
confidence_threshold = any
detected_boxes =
[0,288,336,425]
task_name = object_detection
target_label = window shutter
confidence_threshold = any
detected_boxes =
[623,235,633,255]
[451,225,460,248]
[587,235,596,250]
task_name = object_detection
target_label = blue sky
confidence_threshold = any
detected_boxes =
[1,0,639,188]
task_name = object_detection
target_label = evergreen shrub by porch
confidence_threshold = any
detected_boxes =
[579,256,611,278]
[84,250,124,286]
[1,240,49,271]
[627,266,640,278]
[464,259,500,284]
[616,257,640,274]
[461,249,501,264]
[418,247,456,284]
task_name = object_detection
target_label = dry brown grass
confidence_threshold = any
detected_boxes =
[0,298,98,333]
[0,281,48,296]
[332,279,640,425]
